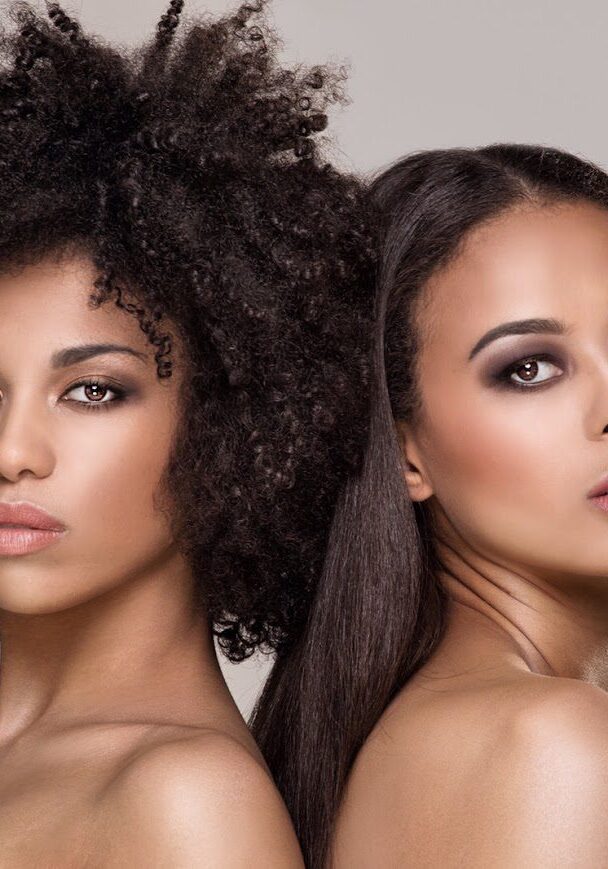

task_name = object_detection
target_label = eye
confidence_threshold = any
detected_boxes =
[62,378,128,411]
[495,353,564,391]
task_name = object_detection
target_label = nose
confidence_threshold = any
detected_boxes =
[0,391,55,482]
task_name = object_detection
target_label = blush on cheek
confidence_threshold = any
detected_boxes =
[73,414,176,554]
[423,406,573,565]
[422,405,546,515]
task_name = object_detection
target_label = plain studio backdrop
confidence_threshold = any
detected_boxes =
[21,0,608,718]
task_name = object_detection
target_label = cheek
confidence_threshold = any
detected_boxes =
[420,391,571,555]
[425,398,534,489]
[0,405,181,615]
[64,407,178,557]
[413,362,608,578]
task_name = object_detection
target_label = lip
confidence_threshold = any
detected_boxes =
[0,527,66,556]
[0,500,66,531]
[590,489,608,509]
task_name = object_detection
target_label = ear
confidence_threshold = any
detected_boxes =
[394,420,434,502]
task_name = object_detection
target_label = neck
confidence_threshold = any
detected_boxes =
[0,547,238,744]
[433,525,608,692]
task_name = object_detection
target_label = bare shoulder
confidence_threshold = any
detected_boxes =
[468,677,608,864]
[513,672,608,734]
[331,675,608,868]
[96,728,304,867]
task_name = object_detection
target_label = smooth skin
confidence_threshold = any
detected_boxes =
[0,251,303,868]
[331,201,608,867]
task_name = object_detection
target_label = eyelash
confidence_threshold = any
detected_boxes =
[495,353,564,391]
[62,378,128,412]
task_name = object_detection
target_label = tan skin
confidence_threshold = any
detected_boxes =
[0,251,304,868]
[331,200,608,867]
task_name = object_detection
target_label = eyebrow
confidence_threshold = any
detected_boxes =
[467,317,571,361]
[50,343,148,369]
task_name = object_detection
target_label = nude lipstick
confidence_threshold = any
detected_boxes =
[587,473,608,513]
[0,501,67,555]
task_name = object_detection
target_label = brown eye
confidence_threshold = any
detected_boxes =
[496,353,564,391]
[63,378,128,411]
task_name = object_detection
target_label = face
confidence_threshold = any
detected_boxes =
[0,249,189,614]
[399,200,608,593]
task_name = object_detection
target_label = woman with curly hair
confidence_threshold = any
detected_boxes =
[0,0,376,863]
[253,142,608,868]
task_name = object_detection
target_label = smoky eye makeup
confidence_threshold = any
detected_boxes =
[482,341,567,391]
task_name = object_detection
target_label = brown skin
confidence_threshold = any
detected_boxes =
[0,253,303,867]
[331,201,608,867]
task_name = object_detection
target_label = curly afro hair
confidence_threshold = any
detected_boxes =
[0,0,377,661]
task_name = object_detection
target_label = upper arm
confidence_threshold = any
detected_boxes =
[100,732,304,868]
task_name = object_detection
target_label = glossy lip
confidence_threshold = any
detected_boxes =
[0,500,66,531]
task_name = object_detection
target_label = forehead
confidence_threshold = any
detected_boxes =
[0,253,136,338]
[419,201,608,359]
[0,252,191,377]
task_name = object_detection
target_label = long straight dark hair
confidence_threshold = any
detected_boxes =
[249,142,608,868]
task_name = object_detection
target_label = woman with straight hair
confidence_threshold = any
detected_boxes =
[250,143,608,867]
[0,0,376,863]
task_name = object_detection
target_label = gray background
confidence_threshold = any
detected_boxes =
[54,0,608,718]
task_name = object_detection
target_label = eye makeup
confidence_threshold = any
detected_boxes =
[0,365,140,413]
[490,352,565,392]
[61,377,131,412]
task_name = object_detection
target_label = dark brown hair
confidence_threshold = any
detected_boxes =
[0,0,378,675]
[250,142,608,867]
